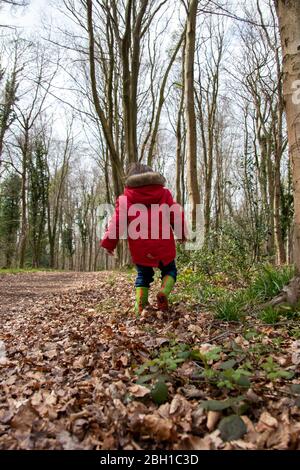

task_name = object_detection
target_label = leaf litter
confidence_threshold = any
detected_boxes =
[0,271,300,450]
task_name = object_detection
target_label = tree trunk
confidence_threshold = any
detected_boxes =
[268,1,300,306]
[184,0,200,228]
[275,0,300,270]
[19,129,29,269]
[176,85,184,205]
[147,31,185,166]
[274,155,286,264]
[86,0,124,196]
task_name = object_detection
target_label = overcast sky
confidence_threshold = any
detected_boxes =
[1,0,50,31]
[0,0,273,180]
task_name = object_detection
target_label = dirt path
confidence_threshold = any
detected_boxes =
[0,272,106,314]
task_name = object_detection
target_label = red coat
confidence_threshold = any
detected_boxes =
[101,184,187,267]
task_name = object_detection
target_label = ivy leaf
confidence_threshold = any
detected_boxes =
[294,397,300,408]
[136,374,156,385]
[201,396,245,412]
[190,349,202,360]
[219,359,237,370]
[151,381,168,405]
[234,375,251,388]
[201,399,233,411]
[218,415,247,442]
[291,384,300,395]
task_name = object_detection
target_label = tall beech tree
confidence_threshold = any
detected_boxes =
[271,0,300,305]
[184,0,200,228]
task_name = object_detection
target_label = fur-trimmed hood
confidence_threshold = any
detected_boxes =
[125,171,166,188]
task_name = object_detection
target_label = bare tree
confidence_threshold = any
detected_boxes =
[271,0,300,305]
[12,45,58,267]
[184,0,200,228]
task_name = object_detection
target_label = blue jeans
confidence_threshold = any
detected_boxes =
[135,260,177,288]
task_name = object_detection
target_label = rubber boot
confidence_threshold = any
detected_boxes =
[134,287,149,316]
[157,275,175,311]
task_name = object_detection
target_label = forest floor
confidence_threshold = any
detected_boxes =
[0,270,300,450]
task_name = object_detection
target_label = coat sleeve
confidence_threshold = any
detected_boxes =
[100,196,127,251]
[165,189,189,241]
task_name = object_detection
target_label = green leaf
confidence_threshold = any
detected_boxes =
[156,374,170,383]
[291,384,300,395]
[136,374,155,384]
[279,370,294,379]
[205,347,222,362]
[231,402,249,416]
[151,381,168,405]
[219,359,237,370]
[135,364,149,375]
[234,375,251,388]
[201,399,233,411]
[201,396,245,412]
[177,351,191,360]
[294,397,300,408]
[218,415,247,442]
[190,349,202,360]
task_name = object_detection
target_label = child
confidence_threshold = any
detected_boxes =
[101,163,188,315]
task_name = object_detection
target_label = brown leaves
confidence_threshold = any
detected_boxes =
[176,434,212,450]
[31,391,58,419]
[207,411,221,432]
[1,271,300,450]
[130,414,176,441]
[57,431,80,450]
[291,340,300,365]
[129,385,150,398]
[256,411,278,432]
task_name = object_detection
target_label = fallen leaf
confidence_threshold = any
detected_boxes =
[256,411,278,432]
[176,434,212,450]
[151,382,168,405]
[132,414,176,441]
[207,411,221,432]
[57,431,79,450]
[218,415,247,442]
[129,384,150,398]
[10,402,39,433]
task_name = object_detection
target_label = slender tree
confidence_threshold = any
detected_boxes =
[270,0,300,305]
[184,0,200,228]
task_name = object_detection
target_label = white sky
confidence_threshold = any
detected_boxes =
[0,0,274,181]
[0,0,50,30]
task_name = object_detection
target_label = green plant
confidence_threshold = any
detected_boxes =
[0,268,55,275]
[176,223,254,281]
[261,357,294,381]
[214,292,246,321]
[192,347,251,391]
[199,364,251,391]
[191,346,222,366]
[243,329,261,340]
[135,343,192,404]
[135,343,191,384]
[289,327,300,339]
[0,173,21,268]
[200,395,245,413]
[249,265,294,302]
[259,306,280,324]
[216,367,251,390]
[213,265,294,322]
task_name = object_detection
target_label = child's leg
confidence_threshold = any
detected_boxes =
[135,265,155,288]
[134,265,154,315]
[157,260,177,311]
[160,260,177,283]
